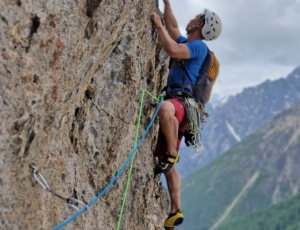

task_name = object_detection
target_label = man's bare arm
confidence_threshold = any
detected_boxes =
[151,13,189,59]
[163,0,181,41]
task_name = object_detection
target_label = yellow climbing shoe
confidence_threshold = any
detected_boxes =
[164,210,184,230]
[155,152,180,174]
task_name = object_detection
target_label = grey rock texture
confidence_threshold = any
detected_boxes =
[0,0,169,229]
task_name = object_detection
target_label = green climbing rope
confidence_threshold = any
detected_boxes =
[116,89,162,230]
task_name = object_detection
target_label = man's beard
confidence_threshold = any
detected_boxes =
[186,25,196,35]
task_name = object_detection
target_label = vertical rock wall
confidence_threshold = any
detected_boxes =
[0,0,169,229]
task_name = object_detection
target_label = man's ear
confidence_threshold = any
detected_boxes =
[197,20,204,28]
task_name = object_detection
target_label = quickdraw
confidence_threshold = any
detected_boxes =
[30,160,88,212]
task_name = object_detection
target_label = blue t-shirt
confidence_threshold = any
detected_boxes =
[167,35,207,93]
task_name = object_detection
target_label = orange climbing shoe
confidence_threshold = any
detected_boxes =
[164,210,184,230]
[155,151,180,174]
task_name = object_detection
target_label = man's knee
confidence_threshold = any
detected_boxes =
[158,101,175,118]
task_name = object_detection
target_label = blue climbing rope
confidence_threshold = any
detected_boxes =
[53,98,163,230]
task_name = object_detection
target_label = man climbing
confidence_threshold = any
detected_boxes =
[151,0,222,229]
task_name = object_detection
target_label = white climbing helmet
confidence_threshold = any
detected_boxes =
[201,9,222,41]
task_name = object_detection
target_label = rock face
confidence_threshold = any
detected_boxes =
[0,1,169,229]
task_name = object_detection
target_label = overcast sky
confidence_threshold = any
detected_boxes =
[158,0,300,97]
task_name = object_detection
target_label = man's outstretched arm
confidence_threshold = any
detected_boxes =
[163,0,181,41]
[151,12,190,59]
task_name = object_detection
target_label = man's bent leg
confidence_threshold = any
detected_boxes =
[158,101,178,157]
[155,100,185,228]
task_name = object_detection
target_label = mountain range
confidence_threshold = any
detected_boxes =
[178,101,300,230]
[177,66,300,179]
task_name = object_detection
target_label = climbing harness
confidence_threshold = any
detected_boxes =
[46,90,164,230]
[30,161,88,212]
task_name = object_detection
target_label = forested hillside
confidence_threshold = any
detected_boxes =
[216,192,300,230]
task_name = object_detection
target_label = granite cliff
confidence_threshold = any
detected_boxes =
[0,0,169,229]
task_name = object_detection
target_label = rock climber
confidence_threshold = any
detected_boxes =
[151,0,222,229]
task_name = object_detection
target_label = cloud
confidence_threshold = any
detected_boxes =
[158,0,300,96]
